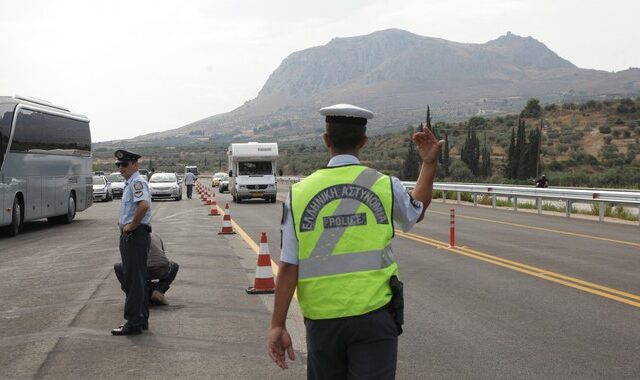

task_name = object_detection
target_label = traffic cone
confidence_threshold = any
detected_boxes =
[247,232,275,294]
[218,203,236,234]
[208,199,220,216]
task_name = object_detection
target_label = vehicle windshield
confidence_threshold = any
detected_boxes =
[214,173,226,179]
[92,176,106,185]
[108,173,124,182]
[150,174,177,183]
[238,161,272,175]
[221,176,229,182]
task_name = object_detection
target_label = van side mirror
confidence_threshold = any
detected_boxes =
[228,170,233,177]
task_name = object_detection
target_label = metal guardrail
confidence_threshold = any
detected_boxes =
[402,182,640,225]
[278,176,640,225]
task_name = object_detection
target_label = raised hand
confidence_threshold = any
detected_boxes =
[413,128,445,164]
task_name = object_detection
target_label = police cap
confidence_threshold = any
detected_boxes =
[114,149,141,163]
[320,104,374,126]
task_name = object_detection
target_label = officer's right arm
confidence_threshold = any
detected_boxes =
[411,128,444,221]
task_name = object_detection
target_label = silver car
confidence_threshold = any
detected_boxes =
[149,173,182,201]
[108,173,126,198]
[92,175,113,202]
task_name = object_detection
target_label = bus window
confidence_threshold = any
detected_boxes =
[12,109,91,155]
[0,104,13,167]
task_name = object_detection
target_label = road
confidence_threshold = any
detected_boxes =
[1,183,639,379]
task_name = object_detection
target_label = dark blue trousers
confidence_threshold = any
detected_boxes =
[304,305,399,380]
[119,228,150,328]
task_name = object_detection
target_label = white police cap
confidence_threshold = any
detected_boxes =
[319,104,374,120]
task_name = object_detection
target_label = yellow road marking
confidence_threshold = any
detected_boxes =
[397,230,640,308]
[210,202,281,276]
[428,210,640,249]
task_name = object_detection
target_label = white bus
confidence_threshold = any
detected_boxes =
[0,95,93,236]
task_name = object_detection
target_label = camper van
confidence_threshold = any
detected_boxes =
[227,142,278,203]
[184,165,198,176]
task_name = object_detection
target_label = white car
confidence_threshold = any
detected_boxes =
[107,173,126,198]
[92,175,113,202]
[149,173,182,201]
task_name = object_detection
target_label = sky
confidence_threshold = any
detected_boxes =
[1,0,638,142]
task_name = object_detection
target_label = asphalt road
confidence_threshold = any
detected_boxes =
[1,183,639,379]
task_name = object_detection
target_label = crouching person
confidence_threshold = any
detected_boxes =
[115,232,180,306]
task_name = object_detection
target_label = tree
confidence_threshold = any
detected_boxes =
[461,126,480,176]
[441,133,451,177]
[480,134,492,177]
[401,130,421,180]
[521,98,542,118]
[504,128,516,179]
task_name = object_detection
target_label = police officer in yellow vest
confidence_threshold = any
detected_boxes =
[268,104,444,378]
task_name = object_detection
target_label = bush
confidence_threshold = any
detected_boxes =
[521,98,542,118]
[547,160,564,171]
[599,125,611,134]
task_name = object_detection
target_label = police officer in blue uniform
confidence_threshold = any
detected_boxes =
[268,104,444,378]
[111,149,153,336]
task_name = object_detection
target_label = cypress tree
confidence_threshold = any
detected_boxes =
[401,129,421,180]
[461,126,480,176]
[442,132,451,176]
[480,134,492,177]
[505,128,516,179]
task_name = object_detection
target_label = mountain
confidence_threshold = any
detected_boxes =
[129,29,640,145]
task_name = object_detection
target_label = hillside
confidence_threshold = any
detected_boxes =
[93,98,640,188]
[111,29,640,147]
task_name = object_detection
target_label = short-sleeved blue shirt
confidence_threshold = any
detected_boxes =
[119,171,152,227]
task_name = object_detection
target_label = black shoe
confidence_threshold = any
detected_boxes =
[111,324,142,335]
[118,323,148,331]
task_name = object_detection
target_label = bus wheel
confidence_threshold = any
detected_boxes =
[5,197,22,236]
[62,194,76,224]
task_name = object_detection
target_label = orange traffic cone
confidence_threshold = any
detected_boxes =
[218,203,236,234]
[208,199,220,216]
[247,232,275,294]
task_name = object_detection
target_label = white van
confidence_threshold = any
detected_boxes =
[227,142,278,203]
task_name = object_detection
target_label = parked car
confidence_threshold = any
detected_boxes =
[149,173,182,201]
[219,175,230,193]
[107,173,126,198]
[92,175,113,202]
[211,172,227,187]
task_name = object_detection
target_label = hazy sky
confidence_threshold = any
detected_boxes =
[1,0,638,142]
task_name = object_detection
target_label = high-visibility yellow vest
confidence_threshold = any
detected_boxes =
[291,165,397,319]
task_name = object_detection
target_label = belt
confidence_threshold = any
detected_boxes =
[119,224,152,233]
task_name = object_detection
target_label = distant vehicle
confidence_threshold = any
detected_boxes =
[149,173,182,201]
[108,173,126,198]
[0,95,93,236]
[212,172,226,187]
[218,175,230,193]
[92,175,113,202]
[93,170,105,176]
[227,142,278,203]
[140,174,149,182]
[138,169,150,178]
[184,165,198,176]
